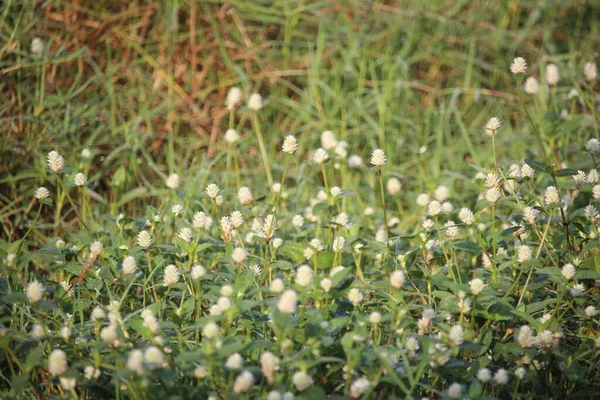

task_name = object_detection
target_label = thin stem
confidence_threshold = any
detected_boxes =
[252,112,273,186]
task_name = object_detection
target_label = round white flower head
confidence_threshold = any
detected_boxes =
[321,130,337,150]
[427,200,443,216]
[313,148,329,164]
[191,264,207,280]
[448,325,464,346]
[350,378,371,398]
[100,324,119,347]
[60,377,76,390]
[485,117,501,136]
[347,155,363,168]
[292,371,313,392]
[26,280,45,303]
[267,391,282,400]
[127,349,144,375]
[585,305,598,317]
[247,93,263,111]
[320,278,332,292]
[546,63,560,85]
[166,173,180,189]
[90,241,103,257]
[477,368,491,382]
[47,151,65,173]
[458,208,474,225]
[493,369,509,385]
[416,193,430,207]
[282,135,298,154]
[144,346,164,369]
[73,173,87,186]
[193,211,212,230]
[178,228,193,243]
[584,61,597,81]
[232,247,247,264]
[260,352,280,385]
[447,383,462,399]
[390,270,406,289]
[84,365,101,380]
[224,129,240,143]
[485,188,502,205]
[238,186,253,205]
[515,367,526,380]
[48,349,68,376]
[171,204,184,216]
[270,278,285,293]
[369,312,382,324]
[570,283,585,297]
[226,87,243,110]
[524,76,539,94]
[122,256,137,275]
[347,288,364,306]
[370,149,386,167]
[35,187,50,200]
[510,57,527,75]
[387,177,402,195]
[163,264,180,286]
[544,186,561,205]
[205,183,220,199]
[469,278,486,295]
[516,245,532,263]
[586,138,600,154]
[137,230,152,248]
[233,370,255,394]
[332,235,345,252]
[31,37,44,55]
[81,148,91,158]
[277,290,298,313]
[295,265,313,287]
[226,353,244,370]
[203,322,219,339]
[517,325,536,347]
[561,263,576,280]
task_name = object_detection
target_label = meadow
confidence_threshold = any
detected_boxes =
[1,1,600,399]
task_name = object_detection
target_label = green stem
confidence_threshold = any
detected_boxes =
[252,112,273,186]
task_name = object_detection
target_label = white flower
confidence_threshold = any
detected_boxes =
[523,206,539,225]
[35,187,50,200]
[292,371,313,392]
[47,151,65,173]
[163,264,180,286]
[272,238,283,249]
[350,378,371,398]
[247,93,263,111]
[48,349,68,376]
[546,63,560,85]
[561,263,576,280]
[485,188,502,204]
[448,325,464,346]
[493,369,509,385]
[585,305,598,317]
[584,61,597,81]
[224,129,240,143]
[233,370,255,393]
[369,312,382,324]
[60,377,76,391]
[332,236,345,252]
[238,186,253,205]
[348,155,363,168]
[166,173,180,189]
[268,392,282,400]
[477,368,491,382]
[127,349,144,375]
[205,183,220,199]
[171,204,184,216]
[387,177,402,195]
[137,230,152,248]
[120,256,136,275]
[194,365,207,378]
[217,297,232,311]
[295,265,313,287]
[73,173,87,186]
[458,208,474,225]
[84,366,101,380]
[313,148,329,164]
[515,367,526,380]
[193,211,212,230]
[31,324,45,339]
[203,322,219,339]
[447,383,462,398]
[485,117,501,135]
[521,164,535,178]
[347,288,364,306]
[320,130,337,149]
[144,346,164,369]
[539,313,552,324]
[282,135,298,154]
[586,138,600,154]
[31,37,44,55]
[427,200,442,216]
[26,280,45,303]
[225,353,244,370]
[226,87,243,110]
[260,352,280,385]
[270,278,285,293]
[91,306,106,322]
[570,283,585,297]
[516,245,532,263]
[61,326,72,340]
[544,186,561,205]
[232,247,247,264]
[370,149,386,167]
[517,325,536,348]
[221,285,233,297]
[335,141,348,158]
[390,270,406,289]
[178,227,193,243]
[320,278,332,292]
[100,324,119,347]
[330,186,342,197]
[510,57,527,74]
[469,278,486,295]
[524,76,540,94]
[416,193,430,207]
[277,290,298,313]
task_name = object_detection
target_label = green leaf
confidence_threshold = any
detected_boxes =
[499,226,522,238]
[574,270,600,280]
[316,251,335,270]
[555,168,579,177]
[25,345,45,372]
[279,243,304,262]
[452,241,480,252]
[524,158,548,174]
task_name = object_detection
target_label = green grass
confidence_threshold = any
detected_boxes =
[1,1,600,399]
